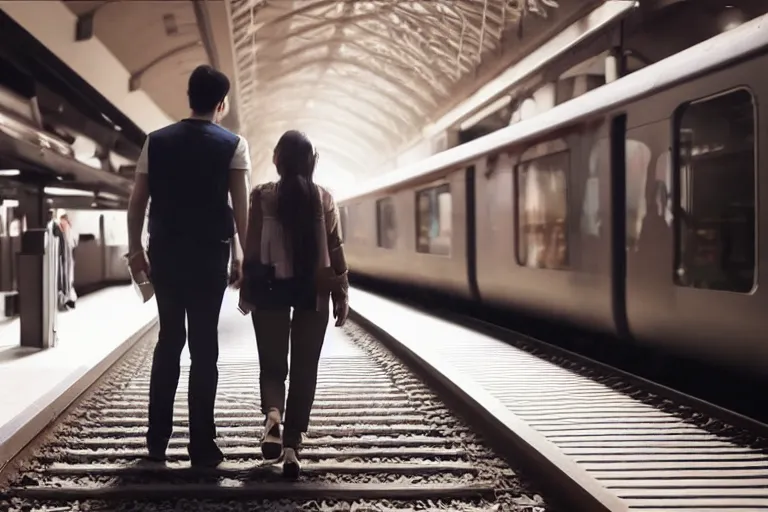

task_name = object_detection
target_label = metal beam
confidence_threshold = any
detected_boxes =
[192,0,221,69]
[421,0,638,138]
[74,0,121,42]
[227,0,563,181]
[129,41,203,92]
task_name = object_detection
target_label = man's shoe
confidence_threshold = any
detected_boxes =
[190,450,224,468]
[145,444,167,463]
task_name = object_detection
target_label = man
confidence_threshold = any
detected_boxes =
[126,65,250,467]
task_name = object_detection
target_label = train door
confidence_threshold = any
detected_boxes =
[624,57,767,371]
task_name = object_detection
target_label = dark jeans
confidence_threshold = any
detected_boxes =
[252,308,328,448]
[146,238,229,460]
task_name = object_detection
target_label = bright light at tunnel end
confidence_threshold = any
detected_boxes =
[313,159,357,197]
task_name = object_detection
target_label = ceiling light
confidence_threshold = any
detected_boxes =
[98,191,122,201]
[0,169,21,177]
[2,199,19,208]
[44,187,94,197]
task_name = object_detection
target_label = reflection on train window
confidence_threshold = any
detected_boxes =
[376,197,397,249]
[625,139,651,251]
[339,206,348,243]
[582,138,608,237]
[655,151,673,226]
[416,184,451,256]
[516,151,569,269]
[675,88,756,293]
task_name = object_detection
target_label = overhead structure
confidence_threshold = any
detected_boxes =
[4,0,595,193]
[228,0,565,188]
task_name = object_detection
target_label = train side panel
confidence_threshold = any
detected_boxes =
[625,53,768,372]
[474,122,618,335]
[72,211,130,291]
[343,169,471,298]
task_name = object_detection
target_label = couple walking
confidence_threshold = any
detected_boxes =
[125,65,350,478]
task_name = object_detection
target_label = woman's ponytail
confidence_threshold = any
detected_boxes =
[274,131,321,278]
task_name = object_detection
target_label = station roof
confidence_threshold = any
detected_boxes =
[59,0,592,189]
[231,0,569,187]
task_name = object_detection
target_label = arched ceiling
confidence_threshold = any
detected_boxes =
[62,0,240,128]
[59,0,583,192]
[230,0,562,188]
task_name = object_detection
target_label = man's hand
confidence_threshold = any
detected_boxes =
[332,297,349,327]
[128,250,151,281]
[229,238,244,289]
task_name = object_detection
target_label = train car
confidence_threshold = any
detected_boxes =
[340,166,472,299]
[339,12,768,376]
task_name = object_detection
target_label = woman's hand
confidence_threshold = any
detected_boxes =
[332,297,349,327]
[238,297,254,315]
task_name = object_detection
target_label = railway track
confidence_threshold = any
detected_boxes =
[350,289,768,511]
[0,317,548,512]
[6,289,768,511]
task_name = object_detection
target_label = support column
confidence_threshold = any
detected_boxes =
[19,185,47,230]
[18,184,58,348]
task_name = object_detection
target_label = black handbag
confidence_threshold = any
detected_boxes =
[244,261,301,309]
[243,261,276,306]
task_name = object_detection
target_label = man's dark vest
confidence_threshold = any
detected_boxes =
[146,119,239,243]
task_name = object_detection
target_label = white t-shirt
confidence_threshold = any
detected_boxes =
[135,134,251,174]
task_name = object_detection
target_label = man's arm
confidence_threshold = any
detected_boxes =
[127,141,150,256]
[229,136,252,257]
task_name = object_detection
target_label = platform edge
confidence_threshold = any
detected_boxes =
[0,315,159,471]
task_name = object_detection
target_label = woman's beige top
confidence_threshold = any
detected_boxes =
[240,181,349,312]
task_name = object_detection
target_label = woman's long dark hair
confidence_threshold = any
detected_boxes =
[274,130,321,278]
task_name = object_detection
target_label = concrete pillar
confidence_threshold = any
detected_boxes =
[519,98,538,121]
[19,186,48,230]
[605,47,625,83]
[432,128,460,154]
[532,82,557,113]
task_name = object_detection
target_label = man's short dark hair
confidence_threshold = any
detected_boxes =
[188,65,230,114]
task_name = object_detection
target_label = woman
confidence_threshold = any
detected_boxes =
[239,130,349,479]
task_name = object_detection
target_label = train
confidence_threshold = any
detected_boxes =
[338,13,768,377]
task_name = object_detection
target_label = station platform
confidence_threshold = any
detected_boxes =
[0,285,157,469]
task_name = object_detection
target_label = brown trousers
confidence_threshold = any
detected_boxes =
[251,308,329,448]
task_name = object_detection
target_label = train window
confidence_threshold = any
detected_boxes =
[515,150,569,269]
[416,184,451,256]
[339,205,348,243]
[674,88,756,293]
[376,197,397,249]
[345,202,366,242]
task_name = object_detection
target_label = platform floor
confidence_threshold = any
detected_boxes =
[0,285,158,468]
[348,288,768,511]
